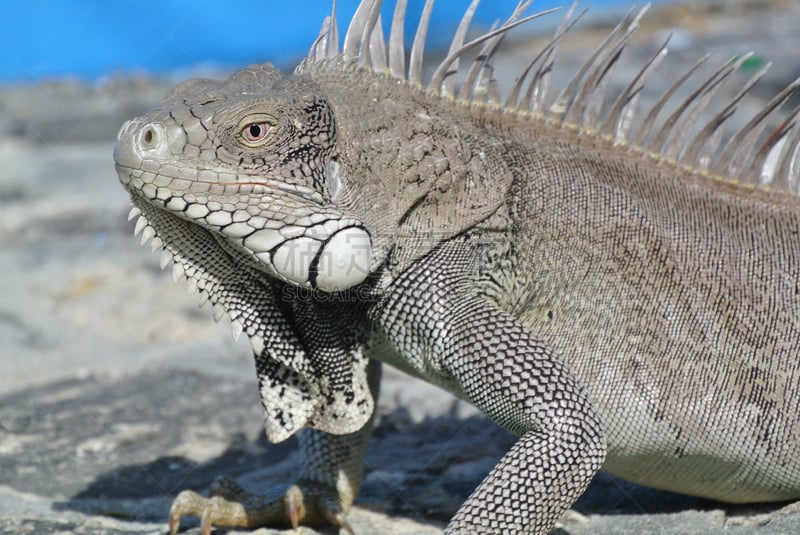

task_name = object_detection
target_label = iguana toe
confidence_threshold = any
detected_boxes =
[169,489,248,535]
[167,477,353,534]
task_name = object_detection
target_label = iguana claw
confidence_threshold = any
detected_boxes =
[167,476,354,534]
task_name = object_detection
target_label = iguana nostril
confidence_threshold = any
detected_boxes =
[141,126,155,147]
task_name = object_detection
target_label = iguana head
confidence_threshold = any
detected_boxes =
[115,63,372,293]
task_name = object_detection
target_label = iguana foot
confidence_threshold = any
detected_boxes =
[168,476,354,535]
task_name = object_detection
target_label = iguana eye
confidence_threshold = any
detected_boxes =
[242,122,271,144]
[237,114,277,147]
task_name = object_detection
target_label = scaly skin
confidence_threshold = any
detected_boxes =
[114,2,800,533]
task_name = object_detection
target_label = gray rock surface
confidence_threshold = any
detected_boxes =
[2,1,800,533]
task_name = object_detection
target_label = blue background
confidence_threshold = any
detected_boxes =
[0,1,671,83]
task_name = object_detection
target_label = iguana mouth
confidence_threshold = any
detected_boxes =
[114,162,323,206]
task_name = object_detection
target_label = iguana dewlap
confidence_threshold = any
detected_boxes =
[114,1,800,533]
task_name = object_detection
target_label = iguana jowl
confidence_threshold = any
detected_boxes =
[114,1,800,533]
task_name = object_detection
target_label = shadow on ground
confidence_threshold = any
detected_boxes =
[0,368,754,533]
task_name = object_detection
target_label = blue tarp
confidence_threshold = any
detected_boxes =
[0,1,667,82]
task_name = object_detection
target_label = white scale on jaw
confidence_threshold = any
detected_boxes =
[235,219,372,291]
[164,192,372,292]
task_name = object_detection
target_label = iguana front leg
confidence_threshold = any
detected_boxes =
[441,304,605,532]
[165,304,378,534]
[168,308,380,534]
[168,408,376,534]
[373,247,607,534]
[169,357,380,534]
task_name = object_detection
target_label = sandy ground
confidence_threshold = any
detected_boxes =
[2,1,800,533]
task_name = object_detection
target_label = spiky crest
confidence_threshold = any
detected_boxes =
[301,0,800,193]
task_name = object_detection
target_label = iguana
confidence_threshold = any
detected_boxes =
[113,1,800,533]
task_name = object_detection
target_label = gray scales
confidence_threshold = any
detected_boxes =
[113,1,800,534]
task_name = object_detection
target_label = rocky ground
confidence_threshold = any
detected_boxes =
[2,1,800,534]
